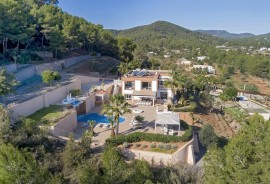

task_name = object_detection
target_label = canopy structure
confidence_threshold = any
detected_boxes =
[155,111,180,133]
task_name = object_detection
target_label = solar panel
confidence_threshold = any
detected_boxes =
[138,71,146,76]
[132,70,139,76]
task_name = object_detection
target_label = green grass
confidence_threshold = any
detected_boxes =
[26,105,69,126]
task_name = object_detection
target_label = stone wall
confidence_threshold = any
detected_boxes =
[51,110,77,137]
[9,79,81,120]
[9,55,93,82]
[125,137,198,166]
[15,65,37,83]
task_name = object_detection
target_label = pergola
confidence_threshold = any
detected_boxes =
[155,111,180,133]
[132,91,156,106]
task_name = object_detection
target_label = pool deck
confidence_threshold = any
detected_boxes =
[73,105,185,146]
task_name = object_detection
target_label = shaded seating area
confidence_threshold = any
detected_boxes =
[155,111,180,136]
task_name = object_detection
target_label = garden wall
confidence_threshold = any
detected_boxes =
[73,75,99,84]
[15,65,37,83]
[51,110,77,137]
[9,79,81,120]
[126,137,198,166]
[85,93,96,113]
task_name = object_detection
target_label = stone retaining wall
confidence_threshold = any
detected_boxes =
[51,110,77,137]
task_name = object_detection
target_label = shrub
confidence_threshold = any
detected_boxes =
[170,102,197,112]
[158,144,164,149]
[199,124,219,148]
[164,144,171,150]
[123,142,129,148]
[70,89,82,96]
[172,145,178,150]
[135,143,141,147]
[150,144,156,148]
[143,145,147,148]
[41,70,61,83]
[105,127,193,147]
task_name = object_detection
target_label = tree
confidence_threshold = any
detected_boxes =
[41,70,61,83]
[220,86,238,101]
[48,25,65,58]
[164,70,183,102]
[116,37,136,62]
[62,135,84,178]
[101,148,126,184]
[101,94,131,135]
[0,143,51,184]
[0,69,18,104]
[204,114,270,184]
[87,120,95,137]
[0,106,10,143]
[134,115,145,129]
[199,124,219,148]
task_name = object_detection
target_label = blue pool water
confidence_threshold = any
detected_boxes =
[77,113,125,124]
[71,100,82,107]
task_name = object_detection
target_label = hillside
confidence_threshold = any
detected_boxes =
[233,33,270,47]
[110,21,225,49]
[195,30,255,39]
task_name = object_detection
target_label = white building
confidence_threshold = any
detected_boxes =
[121,69,173,105]
[177,58,191,66]
[197,56,208,61]
[164,54,170,59]
[192,65,215,74]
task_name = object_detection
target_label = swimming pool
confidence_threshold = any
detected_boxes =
[77,113,125,124]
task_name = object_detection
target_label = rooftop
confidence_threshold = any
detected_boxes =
[122,69,171,79]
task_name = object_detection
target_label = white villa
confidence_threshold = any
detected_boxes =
[197,56,208,61]
[177,58,191,66]
[121,69,173,105]
[192,65,215,74]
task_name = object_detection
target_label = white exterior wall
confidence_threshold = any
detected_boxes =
[152,81,157,92]
[135,80,141,91]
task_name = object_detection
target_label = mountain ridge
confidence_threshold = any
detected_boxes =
[195,29,255,39]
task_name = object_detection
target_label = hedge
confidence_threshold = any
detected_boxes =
[105,125,193,147]
[170,102,197,112]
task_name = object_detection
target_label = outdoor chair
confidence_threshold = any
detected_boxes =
[169,129,174,135]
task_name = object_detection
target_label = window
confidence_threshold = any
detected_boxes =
[160,92,168,100]
[125,81,134,89]
[124,94,132,100]
[142,82,151,90]
[158,80,164,86]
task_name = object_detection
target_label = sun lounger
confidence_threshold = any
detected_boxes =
[97,123,103,128]
[102,124,110,129]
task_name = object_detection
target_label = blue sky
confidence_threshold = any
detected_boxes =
[59,0,270,35]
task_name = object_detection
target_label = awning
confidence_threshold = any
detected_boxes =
[155,112,180,125]
[132,90,156,97]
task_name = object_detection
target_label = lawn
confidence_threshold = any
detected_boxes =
[26,105,70,126]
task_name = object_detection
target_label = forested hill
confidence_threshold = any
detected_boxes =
[232,33,270,47]
[110,21,225,50]
[195,30,255,39]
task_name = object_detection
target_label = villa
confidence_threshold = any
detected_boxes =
[121,69,173,106]
[192,65,215,74]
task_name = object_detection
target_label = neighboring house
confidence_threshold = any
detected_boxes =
[192,65,215,74]
[164,54,170,59]
[197,56,208,61]
[121,69,173,105]
[177,58,191,66]
[171,50,181,54]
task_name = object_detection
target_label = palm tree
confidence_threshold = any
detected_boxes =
[101,94,131,135]
[164,70,183,103]
[108,117,115,137]
[87,120,95,137]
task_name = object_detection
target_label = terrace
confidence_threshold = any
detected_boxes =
[73,105,186,146]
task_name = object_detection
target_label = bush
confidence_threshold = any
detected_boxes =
[135,143,141,147]
[123,142,129,148]
[41,70,61,83]
[143,145,147,148]
[170,102,197,112]
[158,144,164,149]
[199,124,219,148]
[105,129,193,148]
[70,89,82,96]
[164,144,171,150]
[172,145,178,150]
[150,144,156,148]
